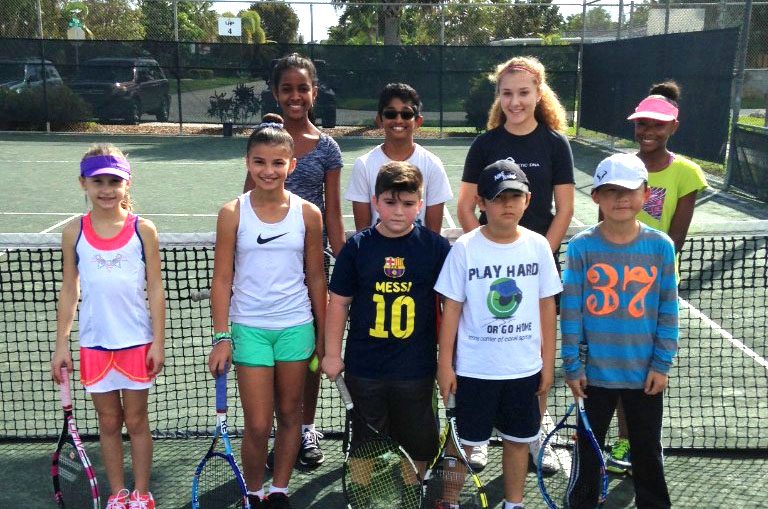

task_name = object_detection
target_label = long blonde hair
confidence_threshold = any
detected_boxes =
[81,143,134,212]
[486,56,568,133]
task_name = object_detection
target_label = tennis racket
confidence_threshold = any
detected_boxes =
[422,393,488,509]
[192,370,250,509]
[335,375,421,509]
[537,397,608,509]
[51,366,100,509]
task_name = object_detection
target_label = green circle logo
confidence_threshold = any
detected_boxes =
[486,278,522,318]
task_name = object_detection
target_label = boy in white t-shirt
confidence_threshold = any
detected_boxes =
[344,83,453,233]
[434,159,562,509]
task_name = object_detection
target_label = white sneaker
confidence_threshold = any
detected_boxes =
[530,431,559,475]
[468,443,488,471]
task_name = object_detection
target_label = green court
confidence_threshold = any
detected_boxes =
[1,132,766,508]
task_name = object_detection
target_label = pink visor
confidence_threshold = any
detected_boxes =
[627,96,678,122]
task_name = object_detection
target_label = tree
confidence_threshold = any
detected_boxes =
[327,4,379,44]
[85,0,145,40]
[139,0,217,41]
[249,1,299,43]
[328,0,563,45]
[562,6,615,33]
[238,10,266,44]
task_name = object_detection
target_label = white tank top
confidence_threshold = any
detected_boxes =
[229,191,313,329]
[76,213,153,349]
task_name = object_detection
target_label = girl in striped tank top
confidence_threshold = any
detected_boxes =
[51,144,165,509]
[210,114,327,509]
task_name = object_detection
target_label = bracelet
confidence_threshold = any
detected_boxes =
[212,332,232,347]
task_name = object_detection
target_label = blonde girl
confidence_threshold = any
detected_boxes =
[455,56,575,484]
[51,144,165,509]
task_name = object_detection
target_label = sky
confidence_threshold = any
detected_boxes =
[214,1,594,43]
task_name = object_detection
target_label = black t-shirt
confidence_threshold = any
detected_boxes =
[463,123,575,236]
[329,225,451,380]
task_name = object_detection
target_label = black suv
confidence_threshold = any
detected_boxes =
[260,58,337,128]
[71,57,170,123]
[0,58,63,92]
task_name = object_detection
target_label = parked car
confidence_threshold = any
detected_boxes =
[260,58,337,128]
[70,57,170,123]
[0,58,63,92]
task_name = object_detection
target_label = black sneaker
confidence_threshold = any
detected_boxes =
[298,428,325,466]
[266,492,291,509]
[248,494,267,508]
[265,448,275,470]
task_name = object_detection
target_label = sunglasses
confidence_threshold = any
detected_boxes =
[381,109,418,120]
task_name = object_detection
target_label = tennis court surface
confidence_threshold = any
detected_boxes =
[1,132,766,507]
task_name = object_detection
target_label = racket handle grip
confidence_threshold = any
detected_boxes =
[215,370,228,413]
[59,366,72,408]
[334,376,354,410]
[446,392,456,409]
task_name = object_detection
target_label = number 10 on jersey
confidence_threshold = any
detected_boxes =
[369,294,415,339]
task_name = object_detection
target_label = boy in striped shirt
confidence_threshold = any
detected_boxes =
[561,153,678,509]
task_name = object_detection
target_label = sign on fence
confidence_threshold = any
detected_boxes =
[217,17,241,37]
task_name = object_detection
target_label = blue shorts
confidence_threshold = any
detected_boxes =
[455,372,541,444]
[231,321,315,367]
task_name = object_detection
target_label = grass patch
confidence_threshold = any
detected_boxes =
[738,116,766,128]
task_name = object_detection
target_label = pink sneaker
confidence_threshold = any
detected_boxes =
[105,489,130,509]
[128,490,155,509]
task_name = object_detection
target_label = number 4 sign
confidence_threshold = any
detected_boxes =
[217,17,242,37]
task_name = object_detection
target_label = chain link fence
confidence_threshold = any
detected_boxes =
[0,1,765,184]
[0,1,764,61]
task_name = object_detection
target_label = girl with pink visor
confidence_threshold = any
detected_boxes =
[51,144,165,509]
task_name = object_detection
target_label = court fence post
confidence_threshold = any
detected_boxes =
[724,0,754,189]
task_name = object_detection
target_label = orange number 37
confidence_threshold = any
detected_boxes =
[586,263,658,318]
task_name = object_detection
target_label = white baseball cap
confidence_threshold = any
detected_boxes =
[592,153,648,191]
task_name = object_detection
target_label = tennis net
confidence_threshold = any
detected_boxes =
[1,223,766,451]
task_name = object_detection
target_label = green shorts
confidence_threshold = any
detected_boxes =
[231,321,315,367]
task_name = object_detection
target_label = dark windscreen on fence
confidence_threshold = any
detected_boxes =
[0,39,579,129]
[580,28,739,162]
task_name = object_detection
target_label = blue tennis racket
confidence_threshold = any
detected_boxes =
[537,397,608,509]
[192,370,250,509]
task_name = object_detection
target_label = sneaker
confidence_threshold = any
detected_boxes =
[266,492,291,509]
[606,438,632,474]
[105,489,130,509]
[248,494,267,508]
[468,443,488,471]
[530,432,559,475]
[299,428,325,466]
[435,501,460,509]
[127,490,155,509]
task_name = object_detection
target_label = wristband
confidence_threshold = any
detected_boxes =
[212,332,232,346]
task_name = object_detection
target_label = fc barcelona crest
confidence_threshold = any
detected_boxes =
[383,256,405,278]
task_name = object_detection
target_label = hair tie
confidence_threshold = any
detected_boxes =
[258,122,284,130]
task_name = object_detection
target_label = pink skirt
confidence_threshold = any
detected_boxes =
[80,343,155,388]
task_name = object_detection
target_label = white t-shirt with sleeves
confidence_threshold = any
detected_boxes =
[344,144,453,227]
[434,227,563,380]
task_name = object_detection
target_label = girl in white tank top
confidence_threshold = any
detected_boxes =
[50,144,165,508]
[208,115,328,507]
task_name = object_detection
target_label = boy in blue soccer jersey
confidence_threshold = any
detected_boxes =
[322,161,451,480]
[561,153,679,509]
[435,160,563,509]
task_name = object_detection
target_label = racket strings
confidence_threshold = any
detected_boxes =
[56,442,97,507]
[423,455,482,508]
[538,425,578,509]
[196,456,244,508]
[344,440,420,509]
